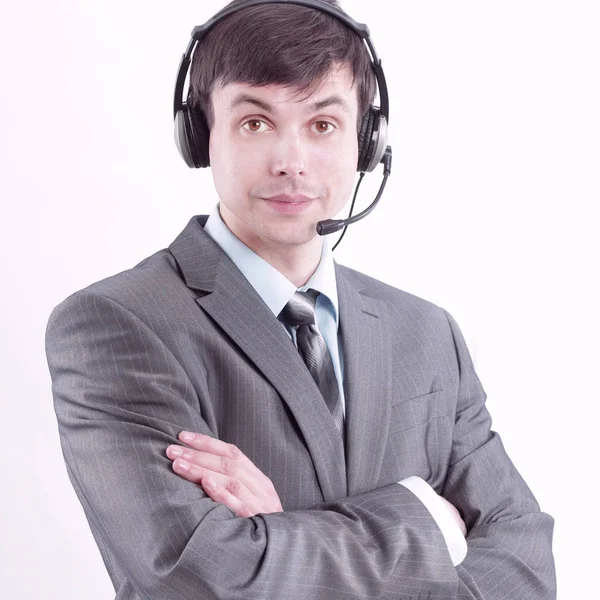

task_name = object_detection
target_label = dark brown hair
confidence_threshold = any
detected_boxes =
[188,0,377,133]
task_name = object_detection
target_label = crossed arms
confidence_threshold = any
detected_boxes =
[45,290,556,599]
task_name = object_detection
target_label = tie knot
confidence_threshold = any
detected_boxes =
[278,289,319,327]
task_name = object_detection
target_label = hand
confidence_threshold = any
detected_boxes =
[440,495,467,537]
[166,431,283,518]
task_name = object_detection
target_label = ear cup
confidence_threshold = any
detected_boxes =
[174,104,211,168]
[183,106,202,168]
[357,105,389,173]
[187,106,211,168]
[357,107,376,172]
[174,107,196,168]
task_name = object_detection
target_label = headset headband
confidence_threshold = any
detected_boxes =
[173,0,389,125]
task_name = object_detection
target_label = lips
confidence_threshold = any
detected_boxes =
[262,194,316,214]
[263,194,315,203]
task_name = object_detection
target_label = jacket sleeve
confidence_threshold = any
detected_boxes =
[441,309,556,598]
[45,290,459,600]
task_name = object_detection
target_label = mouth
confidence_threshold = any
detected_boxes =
[261,194,317,214]
[262,194,316,203]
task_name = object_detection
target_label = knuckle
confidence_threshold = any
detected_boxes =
[203,478,219,496]
[228,443,242,458]
[227,478,242,495]
[222,457,237,474]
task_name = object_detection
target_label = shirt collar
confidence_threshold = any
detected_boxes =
[203,203,339,325]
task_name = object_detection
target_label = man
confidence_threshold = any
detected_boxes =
[45,1,556,598]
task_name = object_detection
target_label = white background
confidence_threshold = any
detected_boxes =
[1,1,598,597]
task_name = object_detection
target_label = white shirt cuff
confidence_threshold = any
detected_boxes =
[398,476,468,566]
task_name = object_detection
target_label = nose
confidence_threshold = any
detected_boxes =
[270,130,308,177]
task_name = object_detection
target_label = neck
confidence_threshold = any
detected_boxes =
[255,243,322,288]
[219,204,324,288]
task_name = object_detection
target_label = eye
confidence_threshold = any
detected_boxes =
[311,121,336,135]
[242,119,271,133]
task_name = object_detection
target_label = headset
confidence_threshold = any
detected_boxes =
[173,0,393,246]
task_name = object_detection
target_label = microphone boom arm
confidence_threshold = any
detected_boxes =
[316,146,392,238]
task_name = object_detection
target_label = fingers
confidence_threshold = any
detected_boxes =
[167,445,240,482]
[167,451,256,510]
[166,431,284,517]
[200,475,253,518]
[170,431,270,495]
[178,431,242,460]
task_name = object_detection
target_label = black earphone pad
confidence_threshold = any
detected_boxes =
[180,107,200,168]
[174,110,190,167]
[188,107,211,168]
[357,108,376,172]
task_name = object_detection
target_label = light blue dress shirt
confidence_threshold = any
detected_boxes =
[202,202,467,566]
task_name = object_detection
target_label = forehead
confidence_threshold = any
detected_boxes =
[213,66,358,115]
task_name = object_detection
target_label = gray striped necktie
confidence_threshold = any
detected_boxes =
[278,289,344,437]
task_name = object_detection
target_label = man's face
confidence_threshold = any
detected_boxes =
[208,65,359,252]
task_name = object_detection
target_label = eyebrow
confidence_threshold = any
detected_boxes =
[228,93,351,114]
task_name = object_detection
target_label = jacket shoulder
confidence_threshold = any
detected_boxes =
[46,248,188,327]
[337,263,447,319]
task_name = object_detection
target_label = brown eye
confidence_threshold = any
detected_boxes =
[242,119,268,132]
[312,121,335,134]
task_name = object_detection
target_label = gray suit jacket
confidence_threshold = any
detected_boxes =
[45,214,556,599]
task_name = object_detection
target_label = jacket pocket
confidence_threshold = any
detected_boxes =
[389,389,449,433]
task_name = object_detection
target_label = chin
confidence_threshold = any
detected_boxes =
[262,220,320,247]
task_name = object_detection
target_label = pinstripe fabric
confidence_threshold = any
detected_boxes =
[278,289,345,438]
[45,214,556,599]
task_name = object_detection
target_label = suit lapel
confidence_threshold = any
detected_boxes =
[169,215,347,502]
[336,264,394,496]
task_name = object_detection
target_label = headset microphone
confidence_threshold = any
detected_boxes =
[317,146,392,240]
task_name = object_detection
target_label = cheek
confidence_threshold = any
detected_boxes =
[333,138,359,206]
[211,132,248,172]
[321,130,358,171]
[210,134,263,191]
[320,136,358,183]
